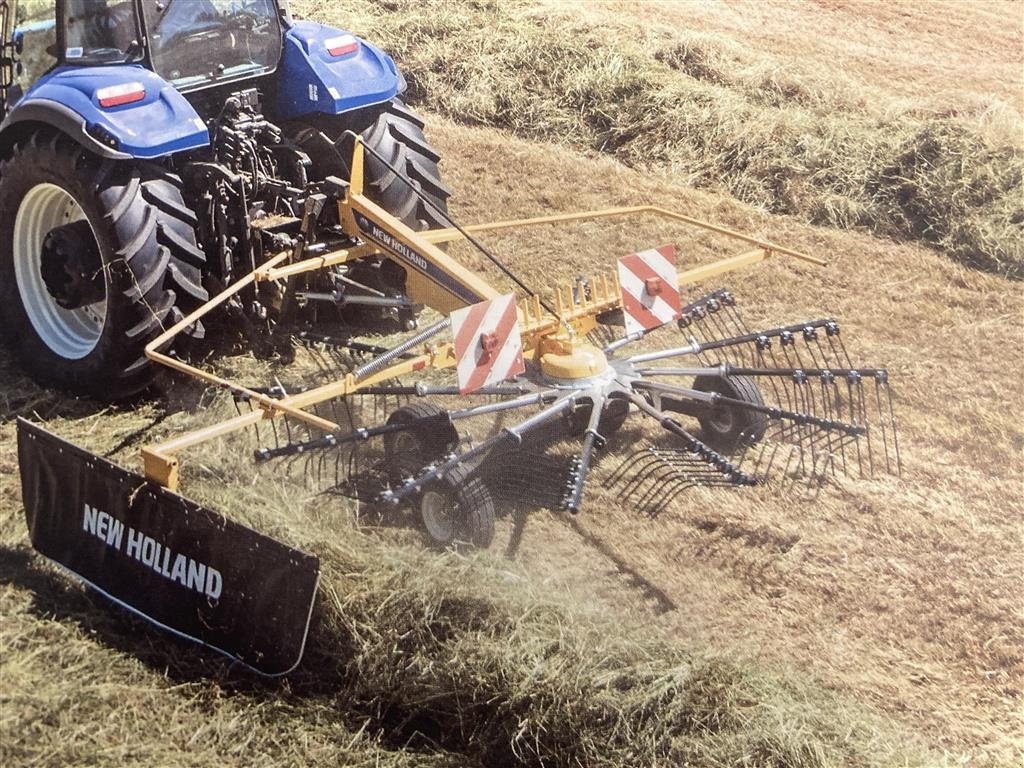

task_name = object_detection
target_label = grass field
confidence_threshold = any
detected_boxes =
[2,1,1022,766]
[298,0,1023,278]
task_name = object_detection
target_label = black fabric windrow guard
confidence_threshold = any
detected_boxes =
[16,418,320,676]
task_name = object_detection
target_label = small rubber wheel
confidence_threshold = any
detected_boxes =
[383,402,458,479]
[418,466,495,549]
[566,394,630,437]
[693,375,768,452]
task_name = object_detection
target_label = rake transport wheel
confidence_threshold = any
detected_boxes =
[692,374,768,453]
[0,132,207,399]
[383,404,494,548]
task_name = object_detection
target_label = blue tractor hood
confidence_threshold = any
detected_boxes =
[277,21,402,119]
[8,65,208,159]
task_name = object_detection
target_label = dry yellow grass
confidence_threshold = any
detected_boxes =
[3,115,1020,763]
[298,0,1023,276]
[2,1,1023,766]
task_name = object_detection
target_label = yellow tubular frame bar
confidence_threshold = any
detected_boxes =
[140,141,825,491]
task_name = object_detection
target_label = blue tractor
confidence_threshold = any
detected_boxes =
[0,0,449,398]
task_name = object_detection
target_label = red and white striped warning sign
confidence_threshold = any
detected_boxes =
[617,244,681,335]
[451,293,525,395]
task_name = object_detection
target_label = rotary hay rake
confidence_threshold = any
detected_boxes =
[17,138,899,674]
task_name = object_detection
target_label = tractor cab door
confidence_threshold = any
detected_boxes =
[1,0,15,116]
[2,0,59,113]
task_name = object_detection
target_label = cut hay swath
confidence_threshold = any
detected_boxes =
[17,137,900,674]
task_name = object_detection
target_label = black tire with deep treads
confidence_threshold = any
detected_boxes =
[0,131,207,399]
[286,98,452,230]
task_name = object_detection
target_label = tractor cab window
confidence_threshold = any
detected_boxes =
[64,0,143,64]
[142,0,282,90]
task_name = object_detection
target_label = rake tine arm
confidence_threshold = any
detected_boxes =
[603,330,648,354]
[706,366,889,379]
[255,419,416,462]
[354,384,534,397]
[626,342,703,365]
[563,393,607,513]
[633,365,728,377]
[674,318,837,357]
[449,390,561,421]
[258,388,561,463]
[678,288,734,317]
[632,380,867,437]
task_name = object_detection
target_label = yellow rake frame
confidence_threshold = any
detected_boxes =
[140,141,825,491]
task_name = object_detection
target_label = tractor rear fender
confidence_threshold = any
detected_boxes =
[0,65,208,160]
[276,20,403,121]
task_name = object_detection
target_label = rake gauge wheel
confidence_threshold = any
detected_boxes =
[383,403,459,480]
[418,467,496,550]
[692,374,768,453]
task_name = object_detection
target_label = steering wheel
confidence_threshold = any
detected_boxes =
[222,7,270,35]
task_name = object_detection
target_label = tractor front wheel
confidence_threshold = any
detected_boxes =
[0,132,206,399]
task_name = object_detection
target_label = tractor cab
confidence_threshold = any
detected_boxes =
[1,0,285,113]
[141,0,284,90]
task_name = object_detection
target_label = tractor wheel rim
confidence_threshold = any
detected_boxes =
[13,183,107,359]
[421,489,455,542]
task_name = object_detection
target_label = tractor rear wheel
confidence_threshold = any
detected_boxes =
[285,99,451,327]
[288,98,452,231]
[0,132,207,399]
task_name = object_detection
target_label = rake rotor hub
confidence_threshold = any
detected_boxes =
[539,340,612,387]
